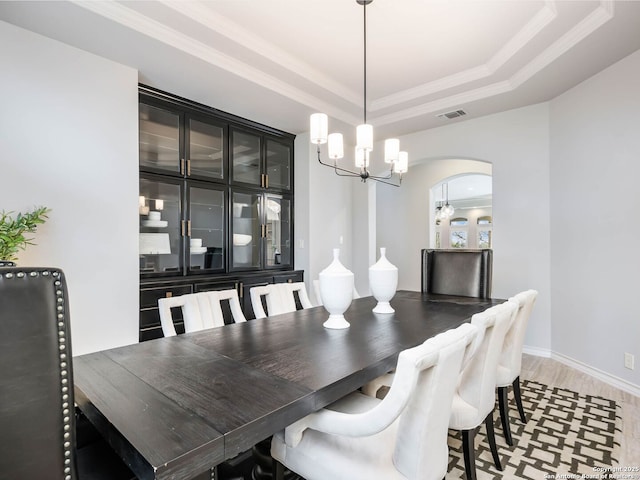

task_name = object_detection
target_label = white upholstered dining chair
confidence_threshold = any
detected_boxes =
[449,300,518,480]
[271,322,479,480]
[158,288,246,336]
[249,284,273,319]
[250,282,313,319]
[496,289,538,446]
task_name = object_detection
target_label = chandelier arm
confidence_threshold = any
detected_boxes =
[317,146,364,177]
[335,168,363,178]
[316,146,400,186]
[368,169,394,180]
[370,175,402,187]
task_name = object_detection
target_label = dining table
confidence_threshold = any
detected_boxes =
[73,290,504,480]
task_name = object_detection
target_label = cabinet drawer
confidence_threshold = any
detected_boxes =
[273,272,303,284]
[140,308,186,330]
[140,326,164,342]
[140,285,193,308]
[194,280,239,293]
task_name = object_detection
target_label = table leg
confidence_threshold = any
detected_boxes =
[251,438,300,480]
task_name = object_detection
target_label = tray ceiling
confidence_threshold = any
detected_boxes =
[2,0,640,140]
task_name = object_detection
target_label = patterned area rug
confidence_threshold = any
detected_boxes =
[446,380,622,480]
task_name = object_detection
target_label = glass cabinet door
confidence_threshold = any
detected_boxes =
[231,130,261,186]
[231,192,261,269]
[139,104,181,174]
[139,177,182,275]
[187,117,224,180]
[188,186,225,273]
[264,195,291,268]
[265,140,291,191]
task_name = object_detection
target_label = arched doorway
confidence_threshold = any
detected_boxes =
[430,173,492,249]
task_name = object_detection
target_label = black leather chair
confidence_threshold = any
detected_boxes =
[421,249,493,298]
[0,266,135,480]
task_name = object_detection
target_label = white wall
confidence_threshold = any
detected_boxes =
[0,21,139,355]
[377,105,552,350]
[549,49,640,386]
[293,133,311,295]
[295,137,356,305]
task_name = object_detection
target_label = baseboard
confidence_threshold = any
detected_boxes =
[523,346,640,398]
[522,345,551,358]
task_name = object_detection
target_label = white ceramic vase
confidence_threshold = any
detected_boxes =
[369,247,398,314]
[319,248,354,329]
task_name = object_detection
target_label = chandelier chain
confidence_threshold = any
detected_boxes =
[363,0,367,124]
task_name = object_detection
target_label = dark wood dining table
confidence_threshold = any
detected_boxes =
[73,291,503,480]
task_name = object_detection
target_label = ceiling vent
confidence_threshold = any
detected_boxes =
[436,109,467,120]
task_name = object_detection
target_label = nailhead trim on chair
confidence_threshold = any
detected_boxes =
[2,268,73,480]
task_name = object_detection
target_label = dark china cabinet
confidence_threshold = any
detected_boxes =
[230,129,292,192]
[138,85,301,341]
[230,191,292,271]
[139,100,226,182]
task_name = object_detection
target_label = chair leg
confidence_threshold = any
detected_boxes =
[484,411,503,471]
[513,376,527,423]
[461,429,478,480]
[272,459,285,480]
[498,386,514,446]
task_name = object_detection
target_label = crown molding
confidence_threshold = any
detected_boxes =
[370,1,557,111]
[511,0,614,88]
[372,1,613,126]
[72,0,615,128]
[158,0,362,106]
[373,81,513,126]
[72,0,360,125]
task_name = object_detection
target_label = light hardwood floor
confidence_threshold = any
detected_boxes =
[521,354,640,467]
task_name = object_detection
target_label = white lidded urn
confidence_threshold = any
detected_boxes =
[319,248,354,329]
[369,247,398,314]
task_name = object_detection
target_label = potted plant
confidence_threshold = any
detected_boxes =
[0,206,51,263]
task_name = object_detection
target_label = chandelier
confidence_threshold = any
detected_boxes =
[435,183,455,220]
[309,0,407,187]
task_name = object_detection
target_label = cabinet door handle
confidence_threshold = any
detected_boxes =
[239,282,244,298]
[265,174,269,189]
[187,220,192,237]
[166,291,173,298]
[180,158,185,175]
[181,220,186,237]
[261,224,266,238]
[187,159,191,176]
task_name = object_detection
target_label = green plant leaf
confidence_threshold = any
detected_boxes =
[0,206,51,261]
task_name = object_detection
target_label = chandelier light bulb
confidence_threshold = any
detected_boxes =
[310,113,328,144]
[443,203,455,217]
[355,147,369,168]
[356,124,373,152]
[328,133,344,160]
[384,139,400,163]
[396,151,408,174]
